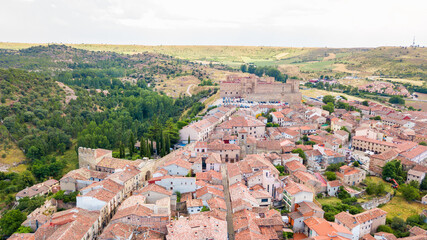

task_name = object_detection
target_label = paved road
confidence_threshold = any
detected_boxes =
[221,164,235,240]
[186,84,194,97]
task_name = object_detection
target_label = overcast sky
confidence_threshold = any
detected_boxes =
[1,0,426,47]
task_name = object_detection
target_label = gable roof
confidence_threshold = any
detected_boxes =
[136,183,172,196]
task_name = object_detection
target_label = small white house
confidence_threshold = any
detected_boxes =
[327,180,342,197]
[160,158,192,176]
[154,176,196,194]
[187,199,204,214]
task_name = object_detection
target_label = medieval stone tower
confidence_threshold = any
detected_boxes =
[78,147,112,170]
[238,129,248,159]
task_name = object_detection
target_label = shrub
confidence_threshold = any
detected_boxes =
[325,171,337,181]
[377,225,393,233]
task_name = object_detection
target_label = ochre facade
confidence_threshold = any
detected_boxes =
[220,74,302,104]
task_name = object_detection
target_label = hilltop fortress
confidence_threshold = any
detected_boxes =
[220,74,302,104]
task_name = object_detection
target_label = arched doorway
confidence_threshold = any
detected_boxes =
[145,171,151,181]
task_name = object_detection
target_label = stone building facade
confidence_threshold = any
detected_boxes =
[220,74,301,104]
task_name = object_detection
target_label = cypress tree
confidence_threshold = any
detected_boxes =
[146,139,151,158]
[161,132,166,157]
[156,136,160,155]
[149,140,154,156]
[119,142,125,158]
[139,137,146,158]
[188,135,191,144]
[129,132,135,158]
[166,134,171,154]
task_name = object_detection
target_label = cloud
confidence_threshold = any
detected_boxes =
[0,0,425,47]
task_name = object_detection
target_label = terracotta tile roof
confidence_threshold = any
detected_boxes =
[336,208,387,230]
[328,180,342,188]
[118,195,147,210]
[136,183,172,196]
[162,158,192,170]
[166,214,227,239]
[400,145,427,160]
[113,204,154,221]
[335,211,359,229]
[227,162,242,178]
[250,189,272,199]
[374,232,397,240]
[284,180,313,195]
[271,111,285,119]
[195,186,224,199]
[96,157,143,170]
[196,170,222,182]
[304,217,352,238]
[218,115,265,129]
[206,152,222,164]
[372,149,400,161]
[361,234,376,240]
[106,166,141,185]
[8,233,35,240]
[99,222,134,240]
[187,198,203,208]
[198,208,227,221]
[285,160,307,172]
[16,183,50,198]
[409,226,427,236]
[235,229,269,240]
[95,148,112,159]
[395,141,419,153]
[207,197,226,210]
[194,141,208,149]
[82,188,116,202]
[296,201,324,217]
[208,140,241,150]
[293,171,320,183]
[36,208,99,240]
[80,179,123,195]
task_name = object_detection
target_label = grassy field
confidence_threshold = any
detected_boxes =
[56,145,78,175]
[380,192,425,220]
[316,197,341,206]
[299,60,335,72]
[375,77,425,86]
[302,88,374,103]
[406,100,427,111]
[1,42,426,84]
[0,143,27,173]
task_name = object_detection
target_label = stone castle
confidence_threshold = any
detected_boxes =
[220,74,302,104]
[78,147,112,170]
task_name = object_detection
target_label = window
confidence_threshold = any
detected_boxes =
[261,199,268,202]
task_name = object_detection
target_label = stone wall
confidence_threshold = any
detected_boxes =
[220,75,302,104]
[360,193,392,210]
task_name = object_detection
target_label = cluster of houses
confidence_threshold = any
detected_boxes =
[9,94,427,240]
[358,82,411,97]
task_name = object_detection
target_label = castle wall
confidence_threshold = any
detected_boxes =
[78,147,112,170]
[220,75,301,104]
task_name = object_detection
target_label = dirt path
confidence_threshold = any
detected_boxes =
[221,164,235,240]
[186,84,194,97]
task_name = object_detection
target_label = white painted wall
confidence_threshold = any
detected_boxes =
[155,177,196,193]
[77,196,106,211]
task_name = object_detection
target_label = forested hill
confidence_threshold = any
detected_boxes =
[0,45,214,210]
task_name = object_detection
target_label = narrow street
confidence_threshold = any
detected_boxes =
[221,164,235,240]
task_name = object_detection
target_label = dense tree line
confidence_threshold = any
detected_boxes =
[0,45,213,223]
[240,64,288,82]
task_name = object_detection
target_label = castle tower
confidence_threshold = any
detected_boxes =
[238,129,248,159]
[78,147,112,170]
[238,128,248,145]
